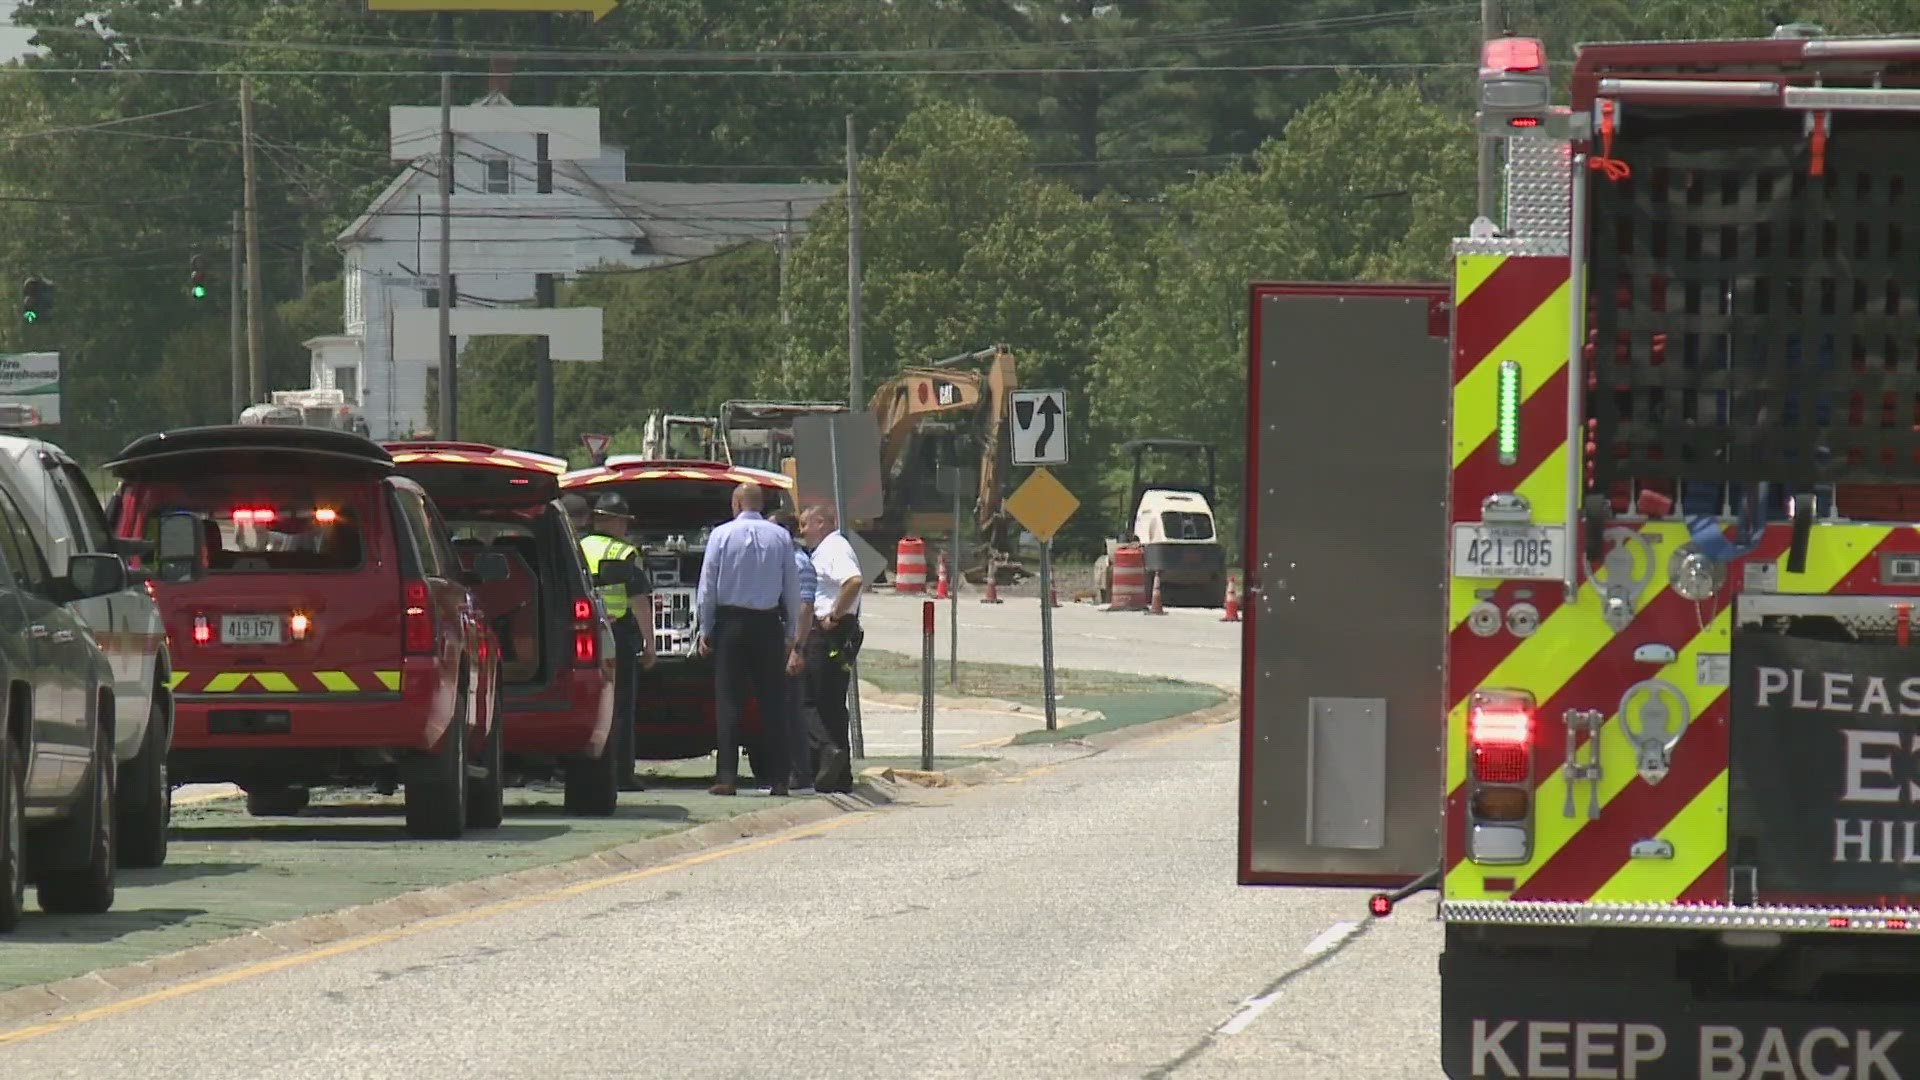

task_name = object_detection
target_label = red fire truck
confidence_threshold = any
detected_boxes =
[1241,28,1920,1079]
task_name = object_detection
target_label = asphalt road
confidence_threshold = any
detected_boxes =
[0,721,1443,1079]
[857,592,1243,691]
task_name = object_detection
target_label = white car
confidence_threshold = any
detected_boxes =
[0,436,172,868]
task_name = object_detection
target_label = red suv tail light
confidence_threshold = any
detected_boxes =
[572,596,597,666]
[1465,689,1537,865]
[403,580,434,654]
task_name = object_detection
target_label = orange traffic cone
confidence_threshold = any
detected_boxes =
[981,559,1003,604]
[935,554,950,600]
[1221,574,1241,622]
[1147,573,1166,616]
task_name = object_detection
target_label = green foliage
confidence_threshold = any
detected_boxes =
[460,245,783,453]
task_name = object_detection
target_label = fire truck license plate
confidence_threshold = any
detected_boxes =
[221,614,283,645]
[1452,524,1563,581]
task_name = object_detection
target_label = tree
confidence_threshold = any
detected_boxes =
[458,244,783,451]
[1091,77,1475,552]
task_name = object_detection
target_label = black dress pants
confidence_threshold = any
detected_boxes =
[804,618,859,793]
[712,606,788,785]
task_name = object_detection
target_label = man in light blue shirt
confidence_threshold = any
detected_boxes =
[695,482,802,796]
[770,509,816,790]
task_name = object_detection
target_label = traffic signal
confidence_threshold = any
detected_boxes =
[20,277,50,324]
[189,254,208,300]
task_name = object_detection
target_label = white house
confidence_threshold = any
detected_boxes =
[311,90,836,439]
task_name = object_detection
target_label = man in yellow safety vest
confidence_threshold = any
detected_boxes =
[566,493,654,786]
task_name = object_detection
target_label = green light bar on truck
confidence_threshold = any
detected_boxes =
[1497,360,1521,466]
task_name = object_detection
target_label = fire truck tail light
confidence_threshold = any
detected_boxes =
[402,580,433,654]
[1466,690,1537,865]
[1471,787,1530,821]
[191,614,211,645]
[1482,36,1545,74]
[573,598,594,622]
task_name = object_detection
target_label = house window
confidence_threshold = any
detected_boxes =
[422,275,458,309]
[484,158,511,194]
[334,366,359,403]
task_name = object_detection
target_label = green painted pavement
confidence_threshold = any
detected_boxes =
[1009,689,1227,745]
[0,782,803,992]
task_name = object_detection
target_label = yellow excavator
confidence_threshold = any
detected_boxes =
[713,346,1020,581]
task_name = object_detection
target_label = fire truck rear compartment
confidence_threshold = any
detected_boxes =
[1587,105,1920,516]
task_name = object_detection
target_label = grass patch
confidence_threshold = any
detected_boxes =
[857,649,1205,705]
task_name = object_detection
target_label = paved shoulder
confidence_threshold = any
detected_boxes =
[0,723,1439,1078]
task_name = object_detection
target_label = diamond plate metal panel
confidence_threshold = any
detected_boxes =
[1449,236,1570,257]
[1504,132,1572,239]
[1441,899,1920,934]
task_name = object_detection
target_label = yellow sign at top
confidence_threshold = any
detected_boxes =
[1004,467,1080,543]
[367,0,619,20]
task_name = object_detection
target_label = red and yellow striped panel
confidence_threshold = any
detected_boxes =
[1442,250,1920,907]
[170,667,402,695]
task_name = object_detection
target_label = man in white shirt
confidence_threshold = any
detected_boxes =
[798,503,864,793]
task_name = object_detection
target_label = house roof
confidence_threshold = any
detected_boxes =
[335,98,837,262]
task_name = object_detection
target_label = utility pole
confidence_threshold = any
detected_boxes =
[532,12,556,454]
[845,115,863,409]
[230,210,244,420]
[240,77,268,404]
[778,198,793,393]
[1477,0,1503,223]
[438,71,456,440]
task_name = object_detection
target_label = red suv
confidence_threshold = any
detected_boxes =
[384,441,622,813]
[103,426,504,839]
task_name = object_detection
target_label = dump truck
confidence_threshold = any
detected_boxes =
[1240,28,1920,1078]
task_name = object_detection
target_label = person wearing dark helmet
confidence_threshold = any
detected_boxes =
[568,491,653,787]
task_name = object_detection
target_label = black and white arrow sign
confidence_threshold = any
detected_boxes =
[1010,388,1069,466]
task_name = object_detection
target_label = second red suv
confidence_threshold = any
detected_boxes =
[104,426,504,839]
[384,441,622,813]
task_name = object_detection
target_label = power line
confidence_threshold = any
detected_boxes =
[24,4,1478,65]
[0,61,1480,80]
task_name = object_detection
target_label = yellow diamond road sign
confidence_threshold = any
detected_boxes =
[1004,468,1079,542]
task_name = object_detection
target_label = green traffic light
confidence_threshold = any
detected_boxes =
[192,284,207,299]
[21,310,36,324]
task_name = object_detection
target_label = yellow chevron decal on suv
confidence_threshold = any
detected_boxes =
[315,671,360,692]
[375,670,401,691]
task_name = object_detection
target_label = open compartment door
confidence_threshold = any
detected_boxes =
[1239,283,1451,887]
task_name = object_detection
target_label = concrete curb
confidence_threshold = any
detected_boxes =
[0,782,895,1027]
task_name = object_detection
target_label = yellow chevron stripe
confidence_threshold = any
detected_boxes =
[251,671,298,692]
[1444,525,1889,902]
[1591,770,1728,902]
[375,670,401,691]
[315,670,359,692]
[168,671,188,690]
[1452,279,1571,469]
[1454,253,1505,307]
[1444,521,1680,792]
[202,672,248,693]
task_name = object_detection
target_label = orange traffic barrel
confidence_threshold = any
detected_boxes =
[895,537,928,593]
[1111,544,1147,610]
